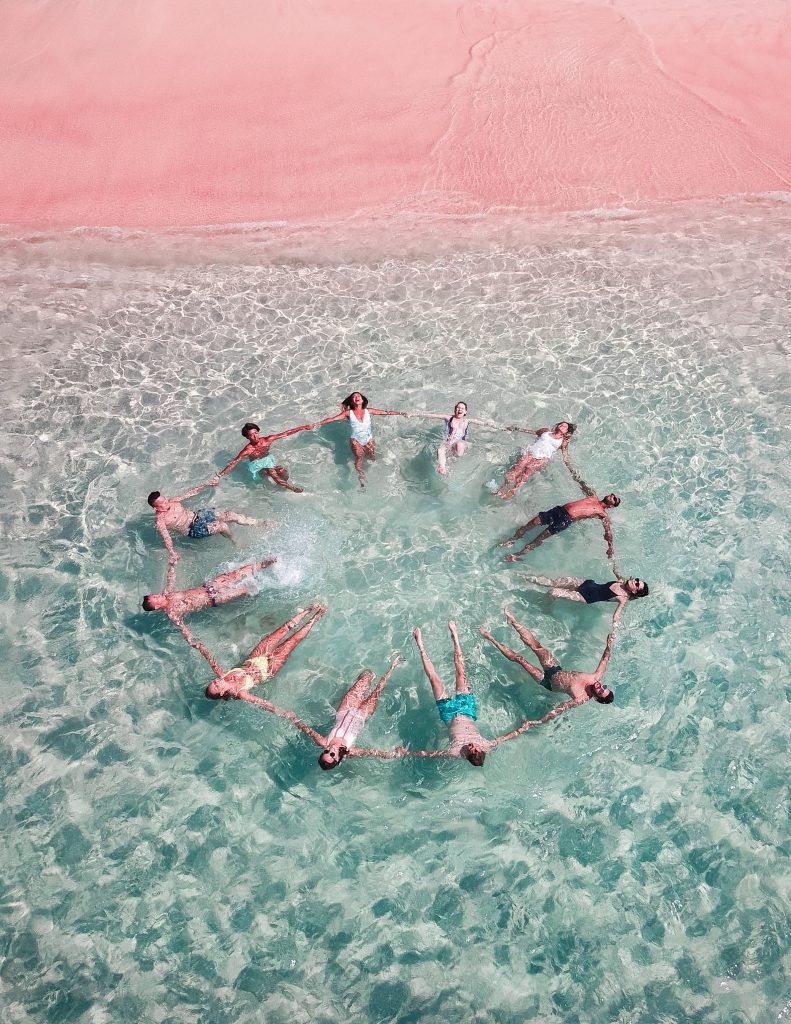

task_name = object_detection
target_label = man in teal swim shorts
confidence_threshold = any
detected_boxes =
[216,420,320,493]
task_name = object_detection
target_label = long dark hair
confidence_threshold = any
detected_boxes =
[342,392,369,410]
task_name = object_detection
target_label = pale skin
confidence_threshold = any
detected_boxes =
[216,422,320,493]
[409,621,583,763]
[150,491,271,562]
[495,421,573,500]
[319,392,406,486]
[480,605,622,703]
[501,493,620,561]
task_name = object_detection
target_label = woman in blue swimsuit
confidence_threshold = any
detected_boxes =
[437,401,469,474]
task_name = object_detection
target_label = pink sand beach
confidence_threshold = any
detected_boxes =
[2,0,790,228]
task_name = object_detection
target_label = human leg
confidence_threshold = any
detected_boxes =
[246,604,322,661]
[448,620,470,694]
[437,442,449,473]
[548,588,586,602]
[266,604,327,676]
[479,628,543,682]
[364,440,376,462]
[453,441,466,457]
[337,670,376,714]
[498,516,541,547]
[412,627,448,701]
[265,467,304,493]
[504,529,552,560]
[350,440,366,485]
[360,654,401,717]
[503,609,559,672]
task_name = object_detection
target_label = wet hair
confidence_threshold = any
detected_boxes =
[605,494,621,508]
[142,595,155,611]
[147,491,161,507]
[633,581,649,598]
[318,747,347,771]
[205,680,223,700]
[595,688,615,705]
[242,422,260,439]
[464,746,486,767]
[454,401,468,413]
[341,392,369,410]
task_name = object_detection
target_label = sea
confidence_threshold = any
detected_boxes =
[0,197,789,1023]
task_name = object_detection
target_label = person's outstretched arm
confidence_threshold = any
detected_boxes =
[264,422,321,444]
[593,615,621,679]
[368,407,407,416]
[601,514,616,560]
[562,450,595,497]
[349,746,454,759]
[214,444,252,480]
[155,517,179,563]
[172,480,216,501]
[506,425,546,435]
[237,691,327,746]
[493,698,586,745]
[172,617,225,676]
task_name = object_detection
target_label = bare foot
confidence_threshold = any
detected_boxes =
[497,539,513,548]
[448,620,458,634]
[437,466,447,475]
[505,554,519,563]
[412,627,422,643]
[479,626,493,639]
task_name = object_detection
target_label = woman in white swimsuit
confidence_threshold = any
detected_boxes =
[437,401,470,474]
[496,420,575,499]
[322,391,406,486]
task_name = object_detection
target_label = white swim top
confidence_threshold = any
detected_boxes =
[528,430,563,460]
[348,408,373,445]
[328,707,366,749]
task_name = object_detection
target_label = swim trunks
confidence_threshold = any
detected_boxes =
[539,505,574,535]
[188,509,217,539]
[541,665,562,690]
[436,692,478,723]
[578,579,616,604]
[248,455,276,477]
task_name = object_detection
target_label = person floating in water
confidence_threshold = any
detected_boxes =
[480,605,621,705]
[496,421,574,499]
[500,493,621,561]
[315,656,403,769]
[409,621,580,766]
[437,401,469,474]
[148,490,270,561]
[142,558,277,670]
[320,391,406,487]
[523,574,648,609]
[205,603,327,701]
[216,421,319,493]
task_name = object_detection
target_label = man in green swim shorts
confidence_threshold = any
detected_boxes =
[409,621,581,766]
[216,421,320,493]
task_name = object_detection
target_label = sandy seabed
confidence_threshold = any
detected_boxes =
[2,0,791,228]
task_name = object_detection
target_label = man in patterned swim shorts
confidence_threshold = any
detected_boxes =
[148,490,271,560]
[215,421,320,493]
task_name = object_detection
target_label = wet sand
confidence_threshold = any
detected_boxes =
[2,0,790,227]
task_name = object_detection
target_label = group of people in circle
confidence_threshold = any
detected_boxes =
[143,392,649,769]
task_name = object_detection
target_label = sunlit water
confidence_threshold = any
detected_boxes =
[1,201,789,1024]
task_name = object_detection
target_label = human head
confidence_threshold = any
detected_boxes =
[589,680,615,704]
[625,578,649,599]
[147,490,162,508]
[454,401,468,417]
[142,594,167,611]
[603,493,621,508]
[205,669,244,700]
[241,422,260,440]
[554,421,575,436]
[342,392,369,410]
[318,743,348,770]
[463,744,486,767]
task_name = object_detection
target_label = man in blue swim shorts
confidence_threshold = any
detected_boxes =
[216,420,321,493]
[148,490,271,559]
[499,493,621,561]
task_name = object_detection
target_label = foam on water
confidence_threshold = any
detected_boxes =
[0,202,789,1023]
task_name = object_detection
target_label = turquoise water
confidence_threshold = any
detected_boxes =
[1,201,789,1023]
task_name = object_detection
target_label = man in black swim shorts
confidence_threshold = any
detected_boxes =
[498,493,621,560]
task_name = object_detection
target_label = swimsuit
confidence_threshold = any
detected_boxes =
[527,432,562,460]
[240,655,269,684]
[541,665,562,690]
[188,509,217,539]
[446,417,469,443]
[436,691,478,723]
[349,409,373,446]
[539,505,574,535]
[327,707,366,749]
[578,580,617,605]
[248,454,276,477]
[204,582,219,607]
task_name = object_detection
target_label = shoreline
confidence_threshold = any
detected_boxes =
[3,0,791,229]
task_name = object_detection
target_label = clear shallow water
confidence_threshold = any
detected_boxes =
[0,202,789,1023]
